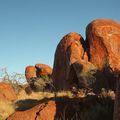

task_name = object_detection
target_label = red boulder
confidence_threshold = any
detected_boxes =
[0,82,17,101]
[35,64,52,76]
[25,66,36,80]
[86,19,120,71]
[52,32,95,90]
[7,101,56,120]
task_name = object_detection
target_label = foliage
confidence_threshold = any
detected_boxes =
[0,68,26,94]
[91,66,116,93]
[79,69,96,89]
[28,74,54,92]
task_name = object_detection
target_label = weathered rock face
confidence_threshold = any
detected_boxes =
[35,64,52,76]
[52,32,96,90]
[0,82,16,101]
[25,64,53,92]
[85,19,120,120]
[25,64,52,80]
[25,66,37,80]
[86,19,120,71]
[7,101,56,120]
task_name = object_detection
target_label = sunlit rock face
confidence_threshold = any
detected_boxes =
[0,82,17,101]
[86,19,120,71]
[35,64,52,76]
[25,64,53,92]
[25,64,52,80]
[25,66,37,80]
[52,32,95,90]
[7,101,56,120]
[86,19,120,120]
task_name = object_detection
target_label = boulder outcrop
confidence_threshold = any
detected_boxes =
[0,82,16,101]
[6,19,120,120]
[25,64,52,80]
[86,19,120,71]
[52,32,96,90]
[25,64,53,92]
[25,66,37,80]
[7,101,56,120]
[85,19,120,120]
[35,64,52,76]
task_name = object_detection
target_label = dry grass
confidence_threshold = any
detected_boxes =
[0,100,15,120]
[100,89,115,100]
[17,90,74,101]
[17,90,50,100]
[17,89,87,101]
[55,91,73,98]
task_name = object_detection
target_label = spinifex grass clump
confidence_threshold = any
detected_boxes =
[28,74,54,92]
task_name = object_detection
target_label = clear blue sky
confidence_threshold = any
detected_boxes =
[0,0,120,74]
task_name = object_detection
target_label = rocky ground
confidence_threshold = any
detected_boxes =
[0,81,115,120]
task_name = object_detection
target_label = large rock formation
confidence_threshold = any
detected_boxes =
[85,19,120,120]
[0,82,17,101]
[86,19,120,71]
[25,64,53,92]
[86,19,120,91]
[52,32,95,90]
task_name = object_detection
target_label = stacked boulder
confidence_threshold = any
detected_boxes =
[53,19,120,119]
[86,19,120,71]
[52,32,96,90]
[86,19,120,120]
[25,64,53,92]
[86,19,120,91]
[87,20,120,120]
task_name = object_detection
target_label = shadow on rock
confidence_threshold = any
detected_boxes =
[15,98,50,111]
[91,66,116,93]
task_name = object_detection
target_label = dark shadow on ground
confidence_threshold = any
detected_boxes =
[15,95,114,120]
[54,95,114,120]
[15,97,51,111]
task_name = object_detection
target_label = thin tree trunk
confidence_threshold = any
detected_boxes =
[114,74,120,120]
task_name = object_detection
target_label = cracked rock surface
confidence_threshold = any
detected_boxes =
[7,101,56,120]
